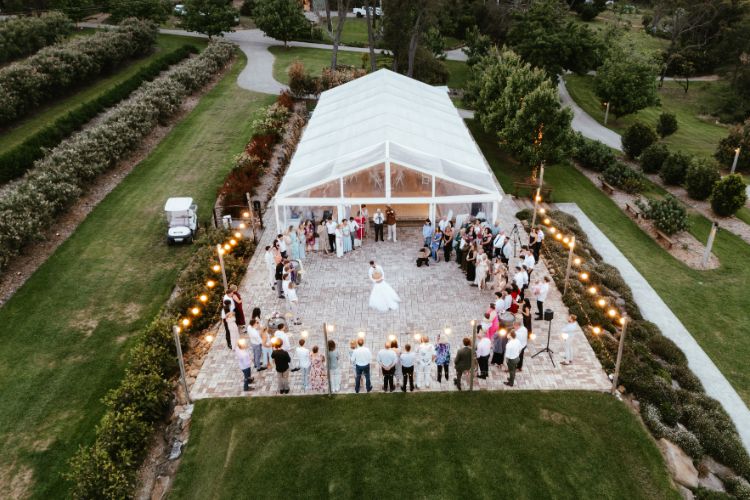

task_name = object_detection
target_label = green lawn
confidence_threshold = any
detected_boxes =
[171,392,677,500]
[564,75,728,160]
[329,16,371,45]
[269,46,469,91]
[471,120,750,406]
[0,54,274,498]
[587,9,669,55]
[0,34,207,155]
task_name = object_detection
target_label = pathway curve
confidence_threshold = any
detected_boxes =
[558,78,622,151]
[557,202,750,453]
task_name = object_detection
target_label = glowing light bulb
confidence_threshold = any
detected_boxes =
[561,333,569,340]
[608,309,617,317]
[205,334,214,343]
[388,334,396,341]
[191,307,200,315]
[234,232,242,239]
[499,329,507,337]
[597,298,606,307]
[243,212,250,218]
[238,338,247,348]
[535,195,542,202]
[181,318,190,327]
[443,327,451,336]
[549,227,556,234]
[223,244,231,251]
[573,258,581,265]
[580,272,589,281]
[230,239,237,246]
[543,218,551,225]
[218,248,225,255]
[326,324,335,333]
[175,326,181,334]
[358,331,366,339]
[206,280,216,288]
[212,264,221,272]
[563,237,569,244]
[555,233,563,240]
[530,332,537,340]
[199,294,208,302]
[619,317,626,325]
[588,286,597,295]
[413,333,421,340]
[301,330,308,338]
[239,223,246,229]
[538,207,546,214]
[592,326,601,335]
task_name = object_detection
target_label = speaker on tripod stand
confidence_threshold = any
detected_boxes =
[532,309,555,367]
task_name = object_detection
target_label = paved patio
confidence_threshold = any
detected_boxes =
[191,199,611,399]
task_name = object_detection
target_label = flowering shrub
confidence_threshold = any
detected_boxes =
[287,60,366,97]
[635,195,689,235]
[0,45,197,184]
[602,162,646,193]
[0,18,157,126]
[0,12,73,64]
[0,41,236,272]
[251,102,290,139]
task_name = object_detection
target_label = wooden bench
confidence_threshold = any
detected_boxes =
[513,181,553,201]
[598,177,615,195]
[655,229,674,249]
[625,202,641,219]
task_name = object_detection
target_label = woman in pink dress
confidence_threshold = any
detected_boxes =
[309,345,327,392]
[486,303,499,340]
[305,220,315,253]
[355,211,366,241]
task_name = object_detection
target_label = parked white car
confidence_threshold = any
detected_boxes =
[164,197,197,244]
[173,4,186,15]
[352,6,382,17]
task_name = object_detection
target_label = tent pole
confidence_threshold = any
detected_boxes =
[274,201,281,234]
[492,200,498,227]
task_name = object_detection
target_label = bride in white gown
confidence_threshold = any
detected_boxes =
[368,263,400,312]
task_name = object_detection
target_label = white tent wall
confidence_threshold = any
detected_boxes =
[274,69,504,232]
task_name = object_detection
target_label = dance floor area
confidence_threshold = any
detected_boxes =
[191,202,610,399]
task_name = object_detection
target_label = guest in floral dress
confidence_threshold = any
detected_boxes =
[435,335,451,383]
[305,221,315,253]
[309,345,327,392]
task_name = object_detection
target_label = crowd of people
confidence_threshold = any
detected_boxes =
[225,210,581,394]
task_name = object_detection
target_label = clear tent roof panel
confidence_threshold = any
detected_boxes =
[276,69,502,201]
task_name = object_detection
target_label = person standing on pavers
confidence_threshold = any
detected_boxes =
[560,314,578,365]
[385,205,397,242]
[373,208,384,242]
[416,335,435,389]
[326,217,337,253]
[272,338,291,394]
[453,337,472,391]
[352,337,373,393]
[504,331,521,387]
[235,338,254,392]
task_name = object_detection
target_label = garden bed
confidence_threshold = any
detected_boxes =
[574,163,719,269]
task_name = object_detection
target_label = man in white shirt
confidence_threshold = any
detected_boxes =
[494,291,506,315]
[513,320,528,371]
[349,216,359,248]
[533,276,551,320]
[373,209,384,242]
[560,314,578,365]
[416,335,436,389]
[438,216,448,233]
[274,324,291,351]
[277,234,287,258]
[296,338,311,391]
[377,342,398,392]
[523,248,536,282]
[264,245,276,289]
[248,318,264,370]
[533,225,544,261]
[476,331,492,379]
[235,339,254,391]
[493,231,506,259]
[513,265,529,299]
[326,218,337,252]
[400,344,416,392]
[352,338,373,393]
[504,331,522,387]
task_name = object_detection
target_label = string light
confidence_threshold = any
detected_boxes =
[181,318,190,327]
[388,334,396,342]
[326,324,335,333]
[205,334,214,343]
[555,233,563,240]
[358,331,366,339]
[212,264,221,272]
[588,286,597,295]
[301,330,308,338]
[413,333,421,340]
[443,328,451,336]
[243,212,250,218]
[230,239,237,246]
[239,223,246,229]
[191,307,200,316]
[592,326,601,335]
[579,272,589,281]
[543,218,551,225]
[206,280,216,288]
[597,298,606,307]
[608,308,617,317]
[223,244,231,251]
[549,227,556,234]
[538,207,546,214]
[199,294,208,302]
[573,257,581,265]
[234,232,242,239]
[619,317,626,325]
[175,326,181,334]
[499,328,507,337]
[218,248,225,255]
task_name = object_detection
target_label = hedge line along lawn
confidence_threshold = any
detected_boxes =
[170,392,678,500]
[564,75,728,160]
[0,33,208,155]
[0,53,274,498]
[268,46,470,90]
[471,121,750,405]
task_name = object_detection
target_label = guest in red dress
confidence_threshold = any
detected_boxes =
[229,284,246,330]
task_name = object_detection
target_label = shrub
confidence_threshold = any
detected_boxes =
[711,174,748,217]
[715,120,749,173]
[602,162,646,193]
[240,0,255,15]
[635,195,690,235]
[660,151,692,185]
[647,335,688,366]
[287,60,318,97]
[622,122,658,159]
[628,319,661,342]
[0,45,196,184]
[670,365,704,392]
[656,112,678,137]
[685,159,720,201]
[573,135,618,172]
[0,12,73,64]
[0,18,157,126]
[0,41,236,272]
[640,143,670,174]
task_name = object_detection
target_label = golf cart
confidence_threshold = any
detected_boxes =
[164,197,198,245]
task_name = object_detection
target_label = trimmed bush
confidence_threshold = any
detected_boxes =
[0,18,157,126]
[573,135,618,172]
[0,45,197,184]
[685,159,720,201]
[711,174,748,217]
[715,120,750,173]
[647,335,688,366]
[0,41,236,272]
[0,12,73,64]
[636,195,690,235]
[656,112,678,137]
[660,151,692,185]
[602,162,646,193]
[640,143,670,174]
[622,122,658,159]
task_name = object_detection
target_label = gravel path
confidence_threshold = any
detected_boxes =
[557,202,750,453]
[557,78,622,151]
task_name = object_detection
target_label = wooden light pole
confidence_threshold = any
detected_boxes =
[701,222,719,269]
[562,236,576,296]
[216,244,228,291]
[611,317,629,395]
[172,326,192,404]
[323,323,333,397]
[469,320,477,391]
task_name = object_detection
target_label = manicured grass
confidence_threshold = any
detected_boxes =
[270,46,370,84]
[0,34,208,155]
[0,54,274,498]
[329,16,371,45]
[171,392,678,499]
[269,46,469,91]
[471,120,750,405]
[564,74,728,160]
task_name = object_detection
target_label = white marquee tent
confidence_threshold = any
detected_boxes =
[273,69,503,231]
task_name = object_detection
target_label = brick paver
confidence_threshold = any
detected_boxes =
[191,199,611,399]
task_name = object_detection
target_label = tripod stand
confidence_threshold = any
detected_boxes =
[532,309,555,367]
[508,223,524,259]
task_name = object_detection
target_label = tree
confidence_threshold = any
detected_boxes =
[110,0,169,23]
[50,0,95,21]
[715,120,750,172]
[331,0,351,68]
[382,0,440,77]
[595,53,659,118]
[181,0,238,39]
[364,0,376,72]
[254,0,308,47]
[711,174,747,216]
[462,25,491,67]
[507,0,604,76]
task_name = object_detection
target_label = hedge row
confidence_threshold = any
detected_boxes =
[0,18,157,126]
[0,12,73,64]
[518,208,750,486]
[0,41,237,273]
[66,229,255,498]
[0,44,197,184]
